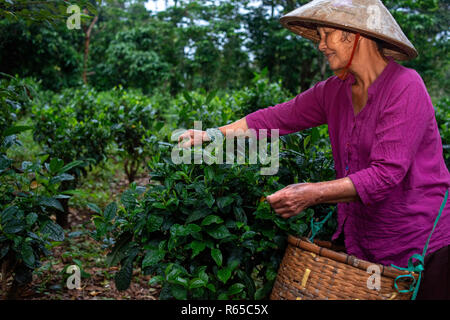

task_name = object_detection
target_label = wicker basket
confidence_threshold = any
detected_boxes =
[270,235,418,300]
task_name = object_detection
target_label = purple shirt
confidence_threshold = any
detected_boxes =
[245,56,450,267]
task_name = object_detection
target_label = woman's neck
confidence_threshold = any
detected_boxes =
[349,46,389,90]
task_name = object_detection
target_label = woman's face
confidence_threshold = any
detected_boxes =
[317,27,356,71]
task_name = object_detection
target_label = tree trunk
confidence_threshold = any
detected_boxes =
[82,13,98,85]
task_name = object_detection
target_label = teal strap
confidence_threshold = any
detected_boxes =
[391,188,449,300]
[309,207,335,243]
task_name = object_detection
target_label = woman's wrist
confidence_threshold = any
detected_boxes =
[313,178,360,204]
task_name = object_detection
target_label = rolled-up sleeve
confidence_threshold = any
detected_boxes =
[348,81,431,206]
[245,80,327,138]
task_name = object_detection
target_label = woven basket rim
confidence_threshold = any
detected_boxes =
[287,235,418,280]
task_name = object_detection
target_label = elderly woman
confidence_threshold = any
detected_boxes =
[179,0,450,299]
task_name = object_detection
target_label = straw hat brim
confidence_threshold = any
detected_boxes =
[280,17,418,61]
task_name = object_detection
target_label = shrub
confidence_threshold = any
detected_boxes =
[92,135,337,300]
[230,68,292,119]
[32,87,111,227]
[0,127,80,299]
[0,74,38,136]
[99,87,165,182]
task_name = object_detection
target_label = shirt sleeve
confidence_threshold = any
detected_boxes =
[348,80,432,206]
[245,80,328,138]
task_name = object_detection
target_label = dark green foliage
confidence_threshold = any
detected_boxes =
[99,88,164,182]
[434,97,450,168]
[0,74,38,137]
[0,19,83,91]
[32,87,111,171]
[232,68,292,119]
[0,127,81,298]
[92,134,337,299]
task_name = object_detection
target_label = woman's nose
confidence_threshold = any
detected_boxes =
[318,38,327,52]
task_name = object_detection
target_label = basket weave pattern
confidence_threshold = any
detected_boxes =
[270,236,417,300]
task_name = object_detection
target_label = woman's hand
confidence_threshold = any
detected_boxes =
[178,129,210,148]
[266,183,320,219]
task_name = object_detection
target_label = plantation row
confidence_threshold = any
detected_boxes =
[1,73,449,299]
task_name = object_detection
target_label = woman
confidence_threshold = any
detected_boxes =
[178,0,450,299]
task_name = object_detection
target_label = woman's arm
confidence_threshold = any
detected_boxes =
[218,117,249,135]
[266,177,360,219]
[315,177,361,204]
[178,117,250,148]
[178,79,329,147]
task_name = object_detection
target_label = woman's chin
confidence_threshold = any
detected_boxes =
[328,62,344,72]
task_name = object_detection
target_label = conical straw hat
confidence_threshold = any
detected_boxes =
[280,0,418,60]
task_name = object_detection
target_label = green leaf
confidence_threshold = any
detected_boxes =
[0,155,12,172]
[183,91,193,105]
[61,189,90,197]
[40,220,65,241]
[3,125,32,137]
[115,259,133,291]
[303,135,311,151]
[186,223,201,234]
[170,224,188,237]
[198,269,209,283]
[206,283,216,293]
[237,269,256,299]
[153,202,165,209]
[190,240,206,258]
[218,293,228,300]
[227,283,245,295]
[49,158,64,173]
[106,233,133,267]
[211,248,222,267]
[311,127,320,144]
[26,212,38,225]
[87,203,102,214]
[207,225,231,239]
[242,230,256,240]
[148,275,163,286]
[217,196,234,210]
[3,219,24,234]
[171,284,187,300]
[189,278,206,289]
[204,193,215,208]
[142,249,165,268]
[172,276,189,288]
[103,202,117,221]
[147,214,163,233]
[201,215,223,226]
[58,160,85,174]
[49,173,74,184]
[21,243,35,268]
[121,189,137,210]
[39,197,64,212]
[186,208,209,224]
[0,206,18,223]
[115,248,138,291]
[217,267,232,284]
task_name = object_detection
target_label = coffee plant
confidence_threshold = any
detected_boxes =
[0,128,80,299]
[100,87,165,182]
[92,135,337,300]
[32,87,111,227]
